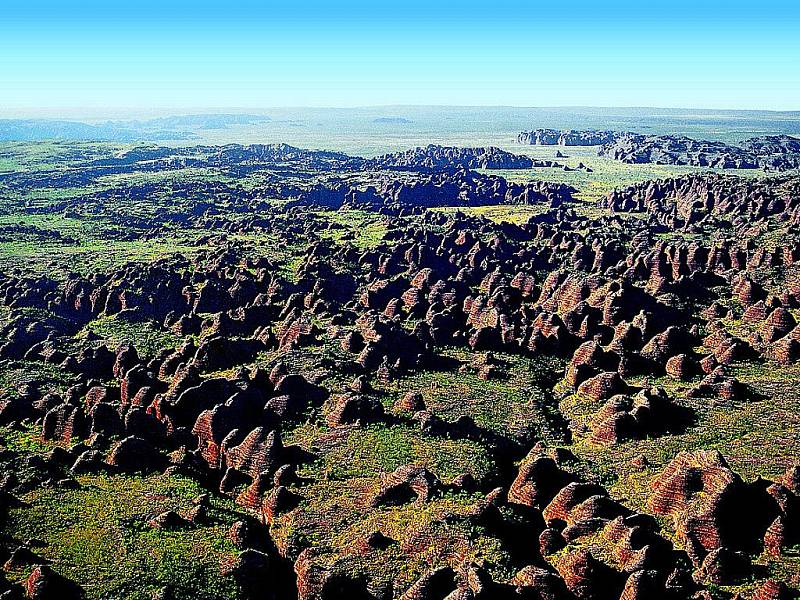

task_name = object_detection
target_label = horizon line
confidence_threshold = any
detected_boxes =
[2,104,800,118]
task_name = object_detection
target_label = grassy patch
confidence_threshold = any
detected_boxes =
[377,348,567,445]
[288,422,494,483]
[0,423,53,454]
[0,359,75,401]
[5,473,245,600]
[83,314,181,358]
[314,209,389,249]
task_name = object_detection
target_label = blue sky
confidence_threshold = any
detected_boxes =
[1,0,799,112]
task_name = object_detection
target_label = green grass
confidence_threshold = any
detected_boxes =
[0,423,53,453]
[0,359,75,402]
[83,314,181,358]
[433,204,548,225]
[489,144,768,205]
[376,348,567,445]
[313,209,389,249]
[274,377,515,594]
[288,422,494,484]
[0,235,204,279]
[5,472,246,600]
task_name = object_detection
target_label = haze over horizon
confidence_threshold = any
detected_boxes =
[2,105,800,122]
[2,0,799,112]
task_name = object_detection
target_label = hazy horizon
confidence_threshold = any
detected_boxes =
[3,105,799,154]
[3,104,800,122]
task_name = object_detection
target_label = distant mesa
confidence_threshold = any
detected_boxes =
[517,128,622,146]
[0,119,194,142]
[363,144,561,170]
[372,117,412,124]
[599,132,800,171]
[119,113,271,131]
[0,113,271,142]
[517,127,800,171]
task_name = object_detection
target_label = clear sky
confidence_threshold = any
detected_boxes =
[2,0,799,112]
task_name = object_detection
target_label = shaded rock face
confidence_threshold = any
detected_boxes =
[42,403,88,444]
[553,548,625,600]
[148,510,189,530]
[221,548,277,599]
[751,579,795,600]
[502,441,691,598]
[288,166,577,212]
[509,451,575,509]
[577,371,631,403]
[371,464,441,507]
[698,547,752,585]
[225,427,284,480]
[25,565,84,600]
[588,387,692,445]
[394,391,426,413]
[740,135,800,171]
[107,435,165,472]
[599,133,758,168]
[618,569,665,600]
[665,353,696,380]
[602,173,800,236]
[325,393,385,427]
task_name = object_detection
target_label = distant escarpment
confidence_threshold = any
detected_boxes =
[364,144,560,170]
[597,134,761,169]
[88,143,560,174]
[371,116,412,124]
[212,143,558,173]
[517,128,623,146]
[518,129,800,171]
[739,135,800,171]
